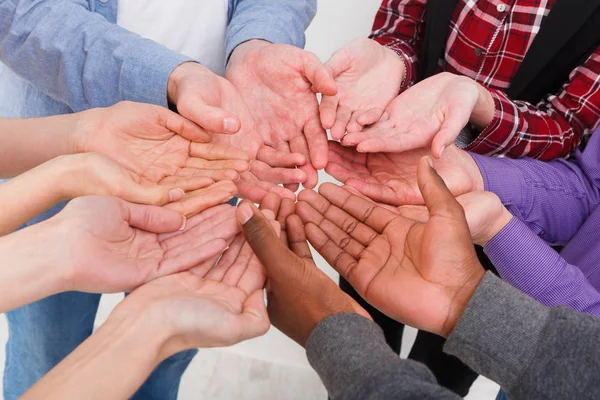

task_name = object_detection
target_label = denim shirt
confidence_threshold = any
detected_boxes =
[0,0,316,118]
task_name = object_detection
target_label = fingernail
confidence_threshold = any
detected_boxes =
[237,204,254,225]
[169,188,185,202]
[426,157,435,168]
[263,289,268,307]
[224,117,238,133]
[179,217,187,231]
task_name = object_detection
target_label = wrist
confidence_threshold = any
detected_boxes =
[70,108,104,154]
[382,45,408,93]
[50,153,96,200]
[478,207,513,247]
[470,83,495,130]
[441,266,485,338]
[228,39,271,69]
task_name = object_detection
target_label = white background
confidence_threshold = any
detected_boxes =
[0,0,499,398]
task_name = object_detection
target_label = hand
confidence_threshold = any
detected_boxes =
[168,63,306,200]
[298,158,485,337]
[75,101,250,183]
[49,197,240,293]
[238,201,369,346]
[398,191,514,246]
[109,271,270,358]
[228,40,338,189]
[320,39,405,140]
[342,72,495,158]
[326,141,483,206]
[61,153,237,217]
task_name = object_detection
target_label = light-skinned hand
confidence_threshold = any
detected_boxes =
[341,72,495,158]
[320,38,405,140]
[228,40,338,189]
[297,158,485,337]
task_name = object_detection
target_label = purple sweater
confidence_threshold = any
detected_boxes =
[470,127,600,316]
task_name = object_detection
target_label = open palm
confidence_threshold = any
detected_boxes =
[326,141,482,206]
[297,168,482,336]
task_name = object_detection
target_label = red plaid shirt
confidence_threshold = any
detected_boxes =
[371,0,600,160]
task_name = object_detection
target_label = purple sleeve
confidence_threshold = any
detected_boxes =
[469,150,600,245]
[484,217,600,317]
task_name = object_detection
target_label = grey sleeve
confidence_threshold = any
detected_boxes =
[305,313,460,400]
[445,272,600,400]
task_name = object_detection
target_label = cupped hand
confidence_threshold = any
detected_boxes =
[51,196,240,294]
[228,40,338,189]
[297,158,485,337]
[238,201,368,346]
[321,38,405,140]
[326,141,483,206]
[110,271,269,358]
[76,101,250,183]
[342,72,492,158]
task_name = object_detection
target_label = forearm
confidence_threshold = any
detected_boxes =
[0,223,67,312]
[445,272,600,400]
[0,112,88,177]
[306,313,460,400]
[0,0,189,110]
[22,314,167,400]
[226,0,316,59]
[470,150,599,245]
[484,218,600,316]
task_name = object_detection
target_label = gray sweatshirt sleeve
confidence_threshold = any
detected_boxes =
[305,313,460,400]
[445,272,600,400]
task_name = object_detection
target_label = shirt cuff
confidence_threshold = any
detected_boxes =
[444,272,551,391]
[469,153,530,217]
[464,89,514,155]
[120,38,192,108]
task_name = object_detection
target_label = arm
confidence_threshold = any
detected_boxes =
[370,0,427,91]
[470,129,600,245]
[464,48,600,159]
[226,0,316,59]
[445,273,600,400]
[0,0,190,110]
[306,314,460,400]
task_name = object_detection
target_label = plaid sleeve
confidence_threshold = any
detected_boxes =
[466,47,600,160]
[369,0,427,90]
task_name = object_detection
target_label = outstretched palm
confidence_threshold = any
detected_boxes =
[325,141,481,206]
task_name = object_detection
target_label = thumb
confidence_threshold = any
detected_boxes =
[178,102,241,135]
[431,113,470,159]
[125,182,185,207]
[302,52,337,96]
[237,202,298,279]
[122,201,186,233]
[417,157,465,220]
[155,105,213,143]
[233,289,270,342]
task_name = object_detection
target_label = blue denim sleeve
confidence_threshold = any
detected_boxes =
[0,0,191,111]
[226,0,317,60]
[469,133,600,245]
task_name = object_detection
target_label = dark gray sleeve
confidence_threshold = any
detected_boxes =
[445,272,600,400]
[305,313,460,400]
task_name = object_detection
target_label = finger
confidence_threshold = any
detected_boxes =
[290,135,319,189]
[124,182,184,207]
[188,254,221,277]
[286,214,313,260]
[345,178,405,207]
[237,203,300,280]
[319,95,339,131]
[304,115,329,170]
[178,102,241,135]
[233,290,270,342]
[330,107,352,141]
[163,181,238,217]
[250,160,307,185]
[278,198,296,228]
[185,157,249,172]
[122,201,185,233]
[318,183,398,233]
[160,176,215,192]
[159,238,229,276]
[355,108,386,128]
[301,51,337,96]
[206,234,246,282]
[156,105,213,143]
[190,142,251,162]
[158,204,234,240]
[259,192,282,216]
[397,205,430,223]
[175,167,240,182]
[417,157,465,219]
[256,145,306,168]
[296,201,366,258]
[304,222,360,280]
